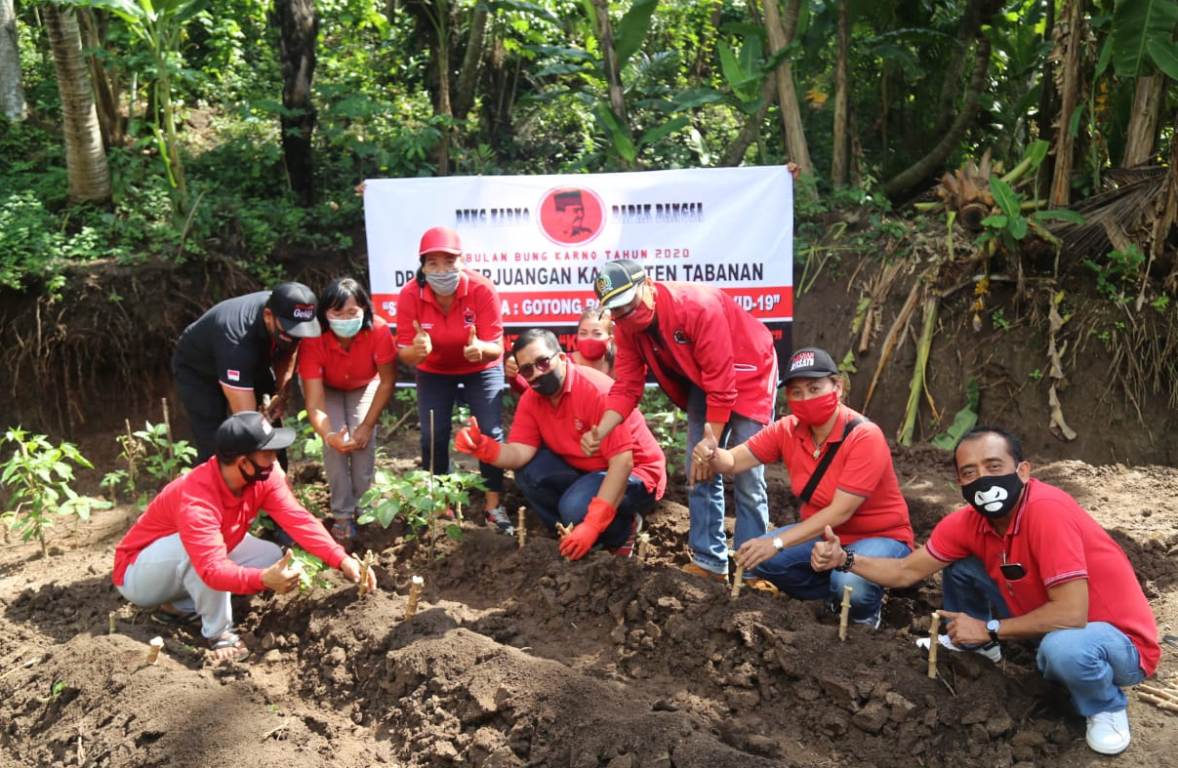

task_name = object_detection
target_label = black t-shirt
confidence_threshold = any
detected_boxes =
[174,291,275,390]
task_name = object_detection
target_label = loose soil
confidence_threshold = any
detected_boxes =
[2,433,1176,768]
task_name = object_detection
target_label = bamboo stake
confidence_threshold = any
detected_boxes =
[517,506,526,549]
[555,522,574,538]
[927,612,941,679]
[161,397,175,463]
[1139,693,1178,714]
[358,551,376,597]
[108,611,116,635]
[838,584,853,641]
[637,532,651,563]
[404,575,424,619]
[123,418,137,489]
[146,636,164,665]
[1139,685,1178,704]
[729,550,744,599]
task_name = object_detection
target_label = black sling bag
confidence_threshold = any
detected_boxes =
[798,417,864,504]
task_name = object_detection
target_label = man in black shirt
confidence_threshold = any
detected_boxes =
[173,283,321,461]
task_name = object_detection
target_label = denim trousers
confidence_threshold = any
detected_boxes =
[943,556,1145,715]
[752,524,911,623]
[686,387,769,574]
[514,448,654,550]
[415,366,505,493]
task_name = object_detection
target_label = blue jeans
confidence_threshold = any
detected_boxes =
[752,525,911,623]
[943,557,1145,715]
[415,367,505,493]
[687,387,769,574]
[515,449,654,549]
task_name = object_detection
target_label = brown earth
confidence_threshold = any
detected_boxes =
[2,432,1176,768]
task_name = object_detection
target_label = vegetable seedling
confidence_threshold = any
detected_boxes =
[405,575,424,619]
[928,611,941,679]
[838,585,853,641]
[146,636,164,665]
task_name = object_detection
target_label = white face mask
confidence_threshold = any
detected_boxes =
[425,270,460,296]
[329,316,363,338]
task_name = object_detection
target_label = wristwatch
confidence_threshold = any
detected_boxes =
[835,550,855,572]
[986,619,1001,643]
[772,536,784,551]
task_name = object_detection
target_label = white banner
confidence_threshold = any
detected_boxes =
[364,166,793,330]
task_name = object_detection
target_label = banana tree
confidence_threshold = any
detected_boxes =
[1109,0,1178,165]
[72,0,204,211]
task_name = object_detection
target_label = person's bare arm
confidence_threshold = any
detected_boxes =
[594,450,634,509]
[941,580,1088,646]
[221,384,257,413]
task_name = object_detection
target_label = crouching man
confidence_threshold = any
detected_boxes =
[455,329,666,559]
[811,427,1159,756]
[112,411,377,662]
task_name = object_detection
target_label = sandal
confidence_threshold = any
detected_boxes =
[150,602,200,627]
[208,631,250,664]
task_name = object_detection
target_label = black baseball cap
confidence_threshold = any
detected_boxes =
[266,282,321,338]
[594,259,647,310]
[784,347,839,380]
[215,411,295,460]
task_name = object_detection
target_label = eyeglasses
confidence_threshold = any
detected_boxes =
[517,355,553,380]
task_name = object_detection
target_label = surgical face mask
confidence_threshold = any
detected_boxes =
[530,368,563,396]
[240,456,274,485]
[961,472,1024,519]
[425,270,461,296]
[329,316,363,339]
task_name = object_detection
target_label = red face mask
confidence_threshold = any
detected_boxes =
[618,297,655,331]
[576,336,609,361]
[790,390,839,426]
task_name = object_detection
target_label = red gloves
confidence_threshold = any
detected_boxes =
[559,497,617,560]
[454,417,501,463]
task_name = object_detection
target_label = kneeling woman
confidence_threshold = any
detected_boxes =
[693,347,913,627]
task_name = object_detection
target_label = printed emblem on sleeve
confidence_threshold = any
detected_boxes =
[226,369,241,382]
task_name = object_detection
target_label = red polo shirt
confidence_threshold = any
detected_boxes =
[298,316,395,391]
[112,458,346,594]
[395,270,503,375]
[745,404,914,548]
[927,478,1160,675]
[510,363,667,499]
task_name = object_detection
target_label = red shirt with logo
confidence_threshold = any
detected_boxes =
[395,270,503,376]
[745,404,914,547]
[606,282,777,425]
[927,478,1160,675]
[298,316,395,391]
[112,458,346,593]
[510,363,666,499]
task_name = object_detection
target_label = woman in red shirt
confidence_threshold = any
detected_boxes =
[396,227,512,533]
[299,278,396,543]
[693,346,914,628]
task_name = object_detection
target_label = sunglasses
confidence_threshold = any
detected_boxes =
[517,355,554,380]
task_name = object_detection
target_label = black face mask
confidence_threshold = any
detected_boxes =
[961,472,1023,519]
[530,369,563,396]
[240,456,273,485]
[272,332,297,356]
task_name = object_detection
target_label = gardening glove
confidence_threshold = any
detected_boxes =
[454,417,501,463]
[559,497,616,561]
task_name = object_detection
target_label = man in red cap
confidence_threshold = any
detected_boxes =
[396,226,513,533]
[113,411,376,663]
[588,260,778,581]
[173,282,321,462]
[455,329,665,558]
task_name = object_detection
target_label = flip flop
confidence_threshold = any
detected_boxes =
[149,603,200,627]
[208,631,250,664]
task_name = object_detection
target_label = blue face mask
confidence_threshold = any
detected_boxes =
[425,270,461,296]
[329,316,363,339]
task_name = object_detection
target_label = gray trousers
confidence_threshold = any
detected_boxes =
[117,533,281,640]
[322,379,379,520]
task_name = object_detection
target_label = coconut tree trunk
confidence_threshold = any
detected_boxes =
[77,9,121,148]
[453,5,487,121]
[831,0,850,187]
[43,5,110,203]
[1049,0,1085,207]
[1035,0,1057,199]
[883,34,991,199]
[722,76,776,167]
[275,0,318,206]
[762,0,812,174]
[1122,74,1164,168]
[0,0,25,121]
[935,0,986,136]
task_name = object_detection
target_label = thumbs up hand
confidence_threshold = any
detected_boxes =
[454,416,501,463]
[580,423,602,457]
[690,422,720,485]
[463,325,483,362]
[412,320,432,358]
[810,525,846,572]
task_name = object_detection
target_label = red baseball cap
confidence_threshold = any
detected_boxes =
[418,226,462,259]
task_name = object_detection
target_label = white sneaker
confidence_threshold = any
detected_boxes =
[915,633,1002,663]
[1086,709,1130,755]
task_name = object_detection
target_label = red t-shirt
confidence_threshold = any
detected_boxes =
[510,363,667,499]
[395,270,503,375]
[745,405,914,548]
[112,458,346,594]
[298,316,395,391]
[927,478,1160,675]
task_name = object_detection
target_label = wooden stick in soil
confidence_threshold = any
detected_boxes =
[1138,693,1178,714]
[517,506,526,549]
[124,418,137,489]
[1139,684,1178,703]
[404,575,424,620]
[146,636,164,665]
[161,397,175,462]
[838,584,853,641]
[729,550,745,599]
[637,532,651,564]
[358,551,376,598]
[928,611,941,679]
[108,611,116,635]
